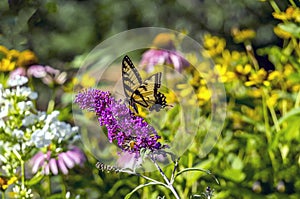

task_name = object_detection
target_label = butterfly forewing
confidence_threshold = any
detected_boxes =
[122,55,143,98]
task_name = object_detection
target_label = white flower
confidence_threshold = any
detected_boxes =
[22,113,38,126]
[16,86,38,100]
[50,121,75,142]
[17,101,27,112]
[38,111,46,121]
[0,101,11,118]
[45,110,59,124]
[12,184,33,198]
[0,119,5,128]
[31,129,55,148]
[8,75,28,87]
[12,129,24,140]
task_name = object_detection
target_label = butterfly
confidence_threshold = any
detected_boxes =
[122,55,169,113]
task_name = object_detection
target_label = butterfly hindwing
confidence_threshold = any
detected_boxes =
[122,55,168,113]
[131,73,161,108]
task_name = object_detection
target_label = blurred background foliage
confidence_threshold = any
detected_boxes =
[1,0,300,198]
[0,0,289,65]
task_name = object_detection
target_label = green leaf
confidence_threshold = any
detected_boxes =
[125,182,165,199]
[222,169,246,182]
[26,172,44,186]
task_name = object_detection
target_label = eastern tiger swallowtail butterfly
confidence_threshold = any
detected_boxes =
[122,55,169,113]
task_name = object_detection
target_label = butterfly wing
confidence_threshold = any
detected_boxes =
[130,72,161,109]
[122,55,169,113]
[122,55,142,98]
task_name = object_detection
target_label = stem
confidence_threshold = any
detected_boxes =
[150,155,180,199]
[269,106,280,132]
[2,191,5,199]
[262,89,278,173]
[295,90,300,108]
[12,149,25,187]
[269,0,281,13]
[60,175,66,199]
[289,0,296,7]
[170,158,179,184]
[21,160,25,188]
[45,175,51,196]
[244,42,259,71]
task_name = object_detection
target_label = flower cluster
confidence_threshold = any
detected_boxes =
[0,76,78,150]
[0,75,84,196]
[74,89,166,156]
[10,64,67,86]
[0,46,37,72]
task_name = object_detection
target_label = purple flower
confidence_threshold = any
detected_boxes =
[140,49,190,73]
[9,67,26,79]
[74,89,166,156]
[31,146,86,175]
[27,65,47,78]
[9,65,67,86]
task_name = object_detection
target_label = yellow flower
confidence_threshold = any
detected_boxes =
[266,93,278,107]
[72,74,96,88]
[0,176,17,191]
[214,64,236,83]
[267,71,281,81]
[197,86,211,105]
[164,90,178,104]
[274,26,292,39]
[292,7,300,23]
[235,64,252,75]
[283,64,294,77]
[152,33,176,49]
[7,49,20,60]
[203,34,226,57]
[0,45,9,56]
[273,6,300,22]
[247,88,262,98]
[0,58,16,72]
[232,28,256,43]
[17,50,38,67]
[245,69,270,87]
[292,84,300,92]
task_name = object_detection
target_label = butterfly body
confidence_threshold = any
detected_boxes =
[122,55,168,113]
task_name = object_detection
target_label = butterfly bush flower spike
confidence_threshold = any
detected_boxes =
[74,89,166,156]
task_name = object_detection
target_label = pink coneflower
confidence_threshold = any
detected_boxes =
[140,49,190,73]
[31,146,86,175]
[9,65,67,86]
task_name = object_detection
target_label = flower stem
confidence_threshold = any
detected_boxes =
[21,160,25,188]
[295,90,300,108]
[269,0,281,13]
[12,149,25,188]
[60,175,67,198]
[150,155,180,199]
[289,0,296,7]
[2,191,5,199]
[45,175,51,196]
[262,89,278,173]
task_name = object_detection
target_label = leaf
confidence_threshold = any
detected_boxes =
[278,108,300,124]
[26,172,44,186]
[124,182,165,199]
[222,169,246,182]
